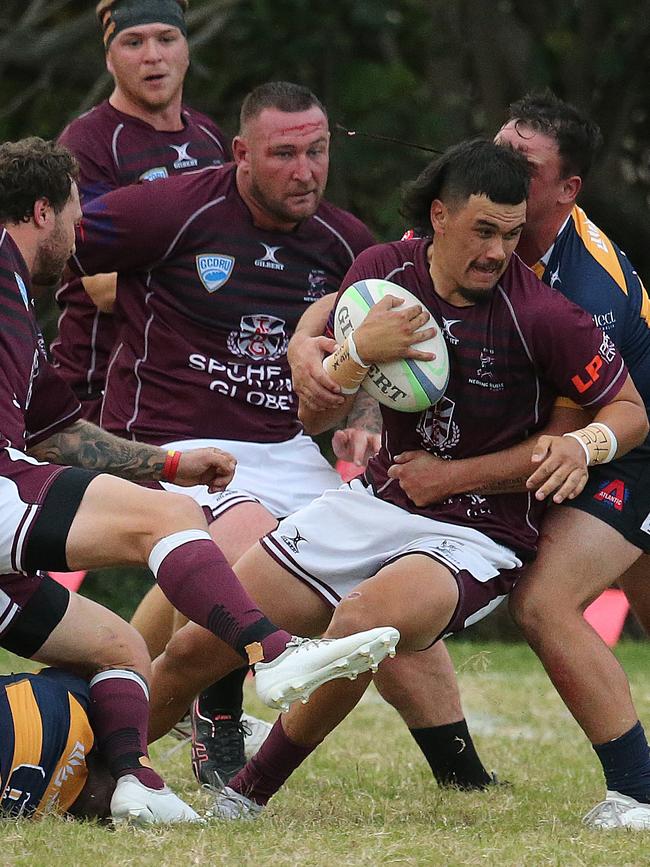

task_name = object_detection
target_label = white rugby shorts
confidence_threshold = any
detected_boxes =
[261,479,523,637]
[160,432,341,520]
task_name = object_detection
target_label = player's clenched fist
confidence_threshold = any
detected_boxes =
[175,448,237,492]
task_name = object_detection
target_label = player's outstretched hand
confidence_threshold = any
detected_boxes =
[175,448,237,493]
[388,450,456,506]
[353,296,437,364]
[333,427,381,467]
[526,434,588,503]
[289,334,345,410]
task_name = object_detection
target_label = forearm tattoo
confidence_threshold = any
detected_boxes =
[28,420,166,482]
[475,474,530,495]
[347,390,382,434]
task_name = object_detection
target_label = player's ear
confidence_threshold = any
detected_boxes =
[429,199,448,234]
[559,175,581,205]
[232,136,248,167]
[32,197,52,228]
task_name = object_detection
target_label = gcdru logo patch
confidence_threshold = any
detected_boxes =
[196,254,235,293]
[140,166,169,182]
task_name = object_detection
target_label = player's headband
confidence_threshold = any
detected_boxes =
[97,0,188,50]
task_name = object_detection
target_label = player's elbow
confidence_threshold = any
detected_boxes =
[298,401,333,435]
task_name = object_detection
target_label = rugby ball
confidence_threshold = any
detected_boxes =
[333,279,449,412]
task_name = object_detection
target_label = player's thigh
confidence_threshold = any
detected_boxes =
[331,554,459,651]
[65,474,206,569]
[511,506,642,616]
[235,541,333,635]
[34,592,151,678]
[209,501,278,565]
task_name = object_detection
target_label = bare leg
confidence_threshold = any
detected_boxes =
[510,506,642,743]
[618,553,650,635]
[131,584,175,658]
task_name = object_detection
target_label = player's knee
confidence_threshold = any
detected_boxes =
[509,580,547,637]
[140,491,207,555]
[162,627,214,681]
[326,590,377,638]
[87,621,151,680]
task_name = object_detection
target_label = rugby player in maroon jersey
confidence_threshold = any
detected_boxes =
[72,80,500,794]
[52,0,229,426]
[0,137,397,824]
[195,139,646,819]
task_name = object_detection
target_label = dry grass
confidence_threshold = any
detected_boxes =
[1,641,648,866]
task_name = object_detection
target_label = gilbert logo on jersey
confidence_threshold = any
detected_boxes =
[593,479,628,512]
[170,142,198,169]
[255,244,285,270]
[196,254,235,292]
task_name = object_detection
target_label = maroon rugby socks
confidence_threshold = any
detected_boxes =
[89,669,164,790]
[228,717,320,805]
[148,529,291,664]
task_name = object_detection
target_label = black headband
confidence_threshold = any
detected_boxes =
[100,0,187,49]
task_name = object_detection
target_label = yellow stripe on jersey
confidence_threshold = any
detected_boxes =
[638,274,650,329]
[532,261,545,280]
[38,693,94,816]
[571,206,628,295]
[5,680,43,783]
[554,396,582,410]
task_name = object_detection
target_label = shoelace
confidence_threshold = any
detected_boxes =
[286,636,335,650]
[583,799,624,827]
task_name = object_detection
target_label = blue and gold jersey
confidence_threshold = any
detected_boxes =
[0,669,94,818]
[536,206,650,420]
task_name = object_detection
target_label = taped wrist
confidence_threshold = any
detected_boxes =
[322,332,370,394]
[563,422,618,465]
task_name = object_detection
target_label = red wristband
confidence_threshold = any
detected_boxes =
[162,449,182,483]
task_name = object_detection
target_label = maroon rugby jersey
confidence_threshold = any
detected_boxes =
[52,101,230,416]
[0,230,81,451]
[72,164,374,444]
[337,238,627,557]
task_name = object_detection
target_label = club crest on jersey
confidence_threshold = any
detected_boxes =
[593,479,628,512]
[255,244,284,271]
[417,396,460,452]
[304,269,328,302]
[468,347,504,391]
[170,142,198,169]
[14,272,29,309]
[196,254,235,293]
[140,166,169,182]
[281,528,308,553]
[227,314,288,361]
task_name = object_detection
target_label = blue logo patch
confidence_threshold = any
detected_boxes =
[196,254,235,293]
[14,272,29,308]
[140,167,169,182]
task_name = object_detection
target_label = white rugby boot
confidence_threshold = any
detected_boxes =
[242,713,273,760]
[254,626,400,711]
[583,791,650,830]
[111,774,204,825]
[210,785,264,821]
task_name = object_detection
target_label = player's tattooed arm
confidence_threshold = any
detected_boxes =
[28,420,167,481]
[346,389,382,435]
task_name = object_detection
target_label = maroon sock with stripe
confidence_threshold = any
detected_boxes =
[88,669,164,790]
[148,530,291,663]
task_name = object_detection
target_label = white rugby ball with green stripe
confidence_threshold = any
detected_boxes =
[333,278,449,412]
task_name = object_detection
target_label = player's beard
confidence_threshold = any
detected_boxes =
[456,285,495,305]
[249,179,323,227]
[32,221,70,288]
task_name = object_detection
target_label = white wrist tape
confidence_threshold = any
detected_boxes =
[563,422,618,466]
[322,332,370,395]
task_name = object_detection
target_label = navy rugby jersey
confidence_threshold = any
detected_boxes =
[535,205,650,427]
[52,101,231,411]
[72,164,374,444]
[0,229,81,450]
[338,238,627,558]
[0,670,93,818]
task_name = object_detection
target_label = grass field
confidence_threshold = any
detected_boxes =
[1,640,648,866]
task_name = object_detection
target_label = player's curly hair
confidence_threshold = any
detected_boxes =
[507,90,603,180]
[0,138,79,224]
[400,138,530,232]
